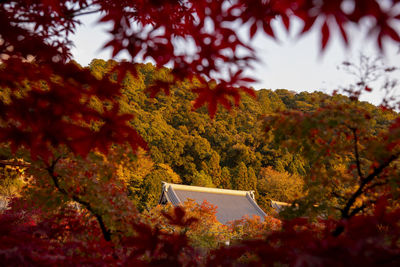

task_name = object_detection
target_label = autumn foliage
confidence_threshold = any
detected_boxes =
[1,0,400,266]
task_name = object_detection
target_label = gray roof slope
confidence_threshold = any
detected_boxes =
[159,182,266,224]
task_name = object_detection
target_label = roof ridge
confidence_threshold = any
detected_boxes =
[270,200,290,206]
[246,193,267,218]
[162,182,250,196]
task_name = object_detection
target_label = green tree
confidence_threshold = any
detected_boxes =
[266,99,400,220]
[191,170,215,188]
[247,167,257,194]
[139,163,182,211]
[215,167,232,189]
[233,162,249,191]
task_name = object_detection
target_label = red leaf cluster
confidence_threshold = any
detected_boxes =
[2,196,400,265]
[0,59,146,160]
[208,199,400,266]
[1,0,400,264]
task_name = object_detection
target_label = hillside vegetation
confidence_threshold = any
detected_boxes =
[87,59,397,214]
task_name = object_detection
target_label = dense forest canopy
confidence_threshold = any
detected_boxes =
[85,58,398,216]
[1,0,400,265]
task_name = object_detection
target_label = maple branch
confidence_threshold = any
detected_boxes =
[330,180,345,201]
[331,191,342,199]
[71,8,101,18]
[332,152,400,236]
[46,158,112,242]
[365,181,387,191]
[350,127,364,180]
[339,151,400,220]
[348,203,367,218]
[0,159,31,168]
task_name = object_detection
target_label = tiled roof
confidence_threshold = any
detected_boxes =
[159,182,267,224]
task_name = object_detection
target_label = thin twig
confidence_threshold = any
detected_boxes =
[71,8,102,17]
[331,191,344,200]
[0,159,31,168]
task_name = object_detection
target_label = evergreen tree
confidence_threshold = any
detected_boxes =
[191,171,215,188]
[247,167,258,193]
[217,167,232,189]
[233,162,249,191]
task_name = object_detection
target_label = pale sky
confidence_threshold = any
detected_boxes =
[70,14,400,106]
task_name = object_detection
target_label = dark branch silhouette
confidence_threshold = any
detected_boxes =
[46,158,112,242]
[342,152,399,219]
[350,127,364,180]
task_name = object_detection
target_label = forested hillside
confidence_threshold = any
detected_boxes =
[88,59,398,213]
[3,0,400,264]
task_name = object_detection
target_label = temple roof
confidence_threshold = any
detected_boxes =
[159,182,267,224]
[270,200,291,212]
